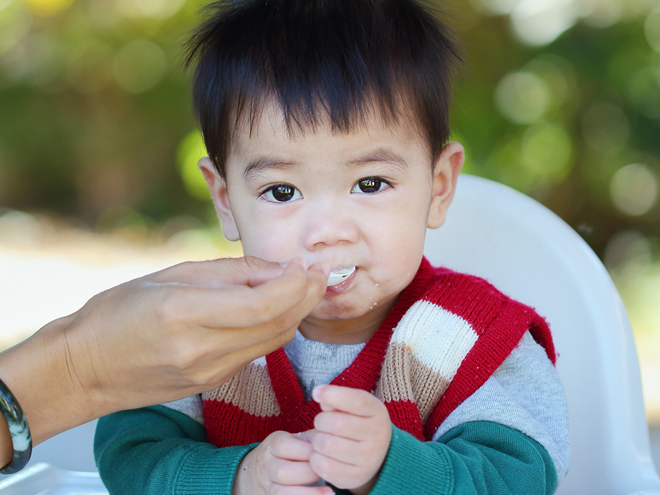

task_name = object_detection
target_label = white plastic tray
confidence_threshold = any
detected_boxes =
[0,463,107,494]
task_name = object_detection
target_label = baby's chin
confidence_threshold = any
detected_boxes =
[299,293,399,344]
[307,291,399,323]
[306,303,377,322]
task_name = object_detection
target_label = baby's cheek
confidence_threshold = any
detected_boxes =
[240,240,296,264]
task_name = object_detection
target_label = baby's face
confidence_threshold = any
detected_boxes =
[203,106,461,341]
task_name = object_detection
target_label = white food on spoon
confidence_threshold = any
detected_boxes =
[327,266,356,287]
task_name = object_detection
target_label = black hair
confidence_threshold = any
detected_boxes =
[186,0,462,178]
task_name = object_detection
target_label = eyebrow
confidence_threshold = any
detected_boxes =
[346,148,410,169]
[243,147,409,180]
[243,158,299,180]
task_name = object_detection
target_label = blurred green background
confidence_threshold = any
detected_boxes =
[0,0,659,415]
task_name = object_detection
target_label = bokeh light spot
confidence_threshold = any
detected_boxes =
[24,0,74,16]
[0,210,42,248]
[520,122,573,184]
[495,71,551,124]
[610,163,659,216]
[470,0,521,16]
[117,0,185,19]
[2,33,61,85]
[0,0,32,57]
[177,130,210,201]
[67,41,114,94]
[581,102,630,153]
[511,0,579,46]
[113,40,166,94]
[87,0,120,27]
[645,7,660,53]
[582,0,622,28]
[524,56,573,109]
[605,230,652,279]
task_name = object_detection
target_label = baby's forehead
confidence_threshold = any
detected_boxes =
[229,102,429,157]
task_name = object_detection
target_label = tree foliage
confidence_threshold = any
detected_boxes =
[1,0,659,266]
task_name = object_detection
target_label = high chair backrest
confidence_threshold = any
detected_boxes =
[424,174,660,495]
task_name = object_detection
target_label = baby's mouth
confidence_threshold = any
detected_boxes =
[326,266,356,287]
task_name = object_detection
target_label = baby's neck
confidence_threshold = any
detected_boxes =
[298,300,396,345]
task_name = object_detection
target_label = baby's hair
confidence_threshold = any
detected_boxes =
[186,0,462,178]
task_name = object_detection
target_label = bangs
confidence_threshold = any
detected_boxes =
[186,0,462,178]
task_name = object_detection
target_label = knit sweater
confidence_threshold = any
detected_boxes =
[201,257,556,446]
[95,258,570,494]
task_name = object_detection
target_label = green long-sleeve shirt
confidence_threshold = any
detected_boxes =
[94,405,557,494]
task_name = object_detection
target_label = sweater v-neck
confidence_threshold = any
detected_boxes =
[265,257,434,418]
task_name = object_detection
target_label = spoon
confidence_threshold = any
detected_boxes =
[327,266,356,287]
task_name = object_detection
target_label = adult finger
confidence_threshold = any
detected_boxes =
[299,262,330,308]
[186,324,293,362]
[271,262,328,329]
[312,385,383,417]
[144,328,297,396]
[150,256,289,288]
[207,259,327,329]
[156,259,319,328]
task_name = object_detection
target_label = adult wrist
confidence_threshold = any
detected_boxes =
[0,316,101,446]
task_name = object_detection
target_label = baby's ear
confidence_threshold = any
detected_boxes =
[427,142,464,229]
[198,157,240,241]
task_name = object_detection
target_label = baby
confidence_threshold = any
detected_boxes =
[95,0,570,494]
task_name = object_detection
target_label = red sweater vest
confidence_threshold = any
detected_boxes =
[202,258,555,445]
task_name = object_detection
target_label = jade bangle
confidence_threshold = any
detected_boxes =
[0,378,31,475]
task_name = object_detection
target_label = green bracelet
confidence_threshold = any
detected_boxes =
[0,378,31,475]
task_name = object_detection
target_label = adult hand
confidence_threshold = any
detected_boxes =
[309,385,392,494]
[0,256,329,451]
[233,430,332,495]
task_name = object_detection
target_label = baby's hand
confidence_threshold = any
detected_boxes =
[233,430,333,495]
[310,385,392,494]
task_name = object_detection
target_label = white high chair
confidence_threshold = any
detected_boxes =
[425,174,660,495]
[1,174,658,494]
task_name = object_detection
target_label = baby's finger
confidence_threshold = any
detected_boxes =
[268,434,314,461]
[312,385,382,416]
[309,451,365,488]
[266,457,320,486]
[294,429,316,443]
[312,385,383,417]
[269,484,334,495]
[310,431,364,465]
[313,411,372,442]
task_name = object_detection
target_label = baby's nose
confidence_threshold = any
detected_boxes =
[302,206,360,250]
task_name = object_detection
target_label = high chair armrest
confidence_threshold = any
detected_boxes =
[0,463,107,494]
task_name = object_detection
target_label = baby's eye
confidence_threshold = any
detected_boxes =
[261,184,302,202]
[351,177,390,194]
